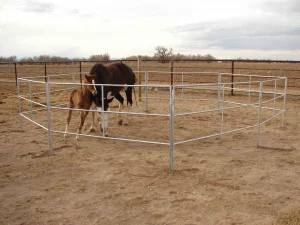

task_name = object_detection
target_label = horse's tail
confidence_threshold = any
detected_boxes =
[128,67,138,107]
[67,90,76,119]
[69,90,76,109]
[127,66,138,107]
[128,66,137,85]
[133,85,138,107]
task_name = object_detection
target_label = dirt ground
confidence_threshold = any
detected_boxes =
[1,82,300,225]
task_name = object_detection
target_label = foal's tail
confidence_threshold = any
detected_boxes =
[67,91,76,124]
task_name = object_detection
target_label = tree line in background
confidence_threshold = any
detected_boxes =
[0,53,110,63]
[0,46,271,63]
[0,46,217,63]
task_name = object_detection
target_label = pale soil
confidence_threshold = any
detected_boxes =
[1,83,300,225]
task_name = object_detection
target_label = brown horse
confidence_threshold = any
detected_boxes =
[85,62,137,136]
[64,79,97,140]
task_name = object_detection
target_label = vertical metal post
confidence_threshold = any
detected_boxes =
[217,73,221,110]
[273,80,277,116]
[221,84,225,134]
[231,61,234,96]
[101,85,105,136]
[181,72,184,98]
[72,73,76,89]
[14,63,18,86]
[138,57,141,101]
[170,61,174,85]
[256,82,263,148]
[281,78,287,127]
[17,78,23,129]
[44,62,47,82]
[169,85,175,172]
[248,75,252,103]
[145,71,149,112]
[79,61,82,87]
[29,81,33,119]
[45,82,53,154]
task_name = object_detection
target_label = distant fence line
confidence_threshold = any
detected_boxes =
[1,59,299,95]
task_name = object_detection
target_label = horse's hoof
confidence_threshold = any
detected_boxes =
[100,132,109,137]
[118,119,123,125]
[89,128,96,132]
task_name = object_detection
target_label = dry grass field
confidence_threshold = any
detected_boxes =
[1,61,300,90]
[1,62,300,225]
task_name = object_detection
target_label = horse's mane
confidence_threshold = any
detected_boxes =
[89,63,108,85]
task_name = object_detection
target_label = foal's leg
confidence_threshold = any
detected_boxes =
[64,109,73,137]
[76,110,89,140]
[114,93,124,125]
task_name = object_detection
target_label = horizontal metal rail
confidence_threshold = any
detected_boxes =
[21,103,69,114]
[19,96,47,108]
[222,86,285,95]
[20,113,48,130]
[143,96,216,102]
[220,72,286,79]
[175,107,285,146]
[53,130,170,146]
[148,71,218,75]
[175,124,258,145]
[260,111,284,126]
[19,72,88,80]
[50,105,170,117]
[19,87,74,97]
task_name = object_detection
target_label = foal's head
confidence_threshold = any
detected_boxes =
[85,74,97,96]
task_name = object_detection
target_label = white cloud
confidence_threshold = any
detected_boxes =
[0,0,299,60]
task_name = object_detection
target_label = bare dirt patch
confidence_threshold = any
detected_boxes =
[1,84,300,225]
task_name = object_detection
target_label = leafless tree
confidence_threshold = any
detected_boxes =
[154,46,173,62]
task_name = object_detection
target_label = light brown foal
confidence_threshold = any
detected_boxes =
[64,80,96,140]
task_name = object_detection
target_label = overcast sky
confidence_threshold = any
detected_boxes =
[0,0,299,60]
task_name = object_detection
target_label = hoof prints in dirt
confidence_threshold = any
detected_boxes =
[19,152,51,158]
[18,145,72,159]
[258,146,294,152]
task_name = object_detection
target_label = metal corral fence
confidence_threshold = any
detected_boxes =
[17,71,287,172]
[1,58,299,93]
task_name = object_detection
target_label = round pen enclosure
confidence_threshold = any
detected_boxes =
[17,71,287,172]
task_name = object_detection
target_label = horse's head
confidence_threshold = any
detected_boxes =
[85,74,97,96]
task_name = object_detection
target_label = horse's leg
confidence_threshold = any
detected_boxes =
[64,98,74,138]
[97,102,109,136]
[124,87,133,126]
[89,103,96,132]
[114,93,124,125]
